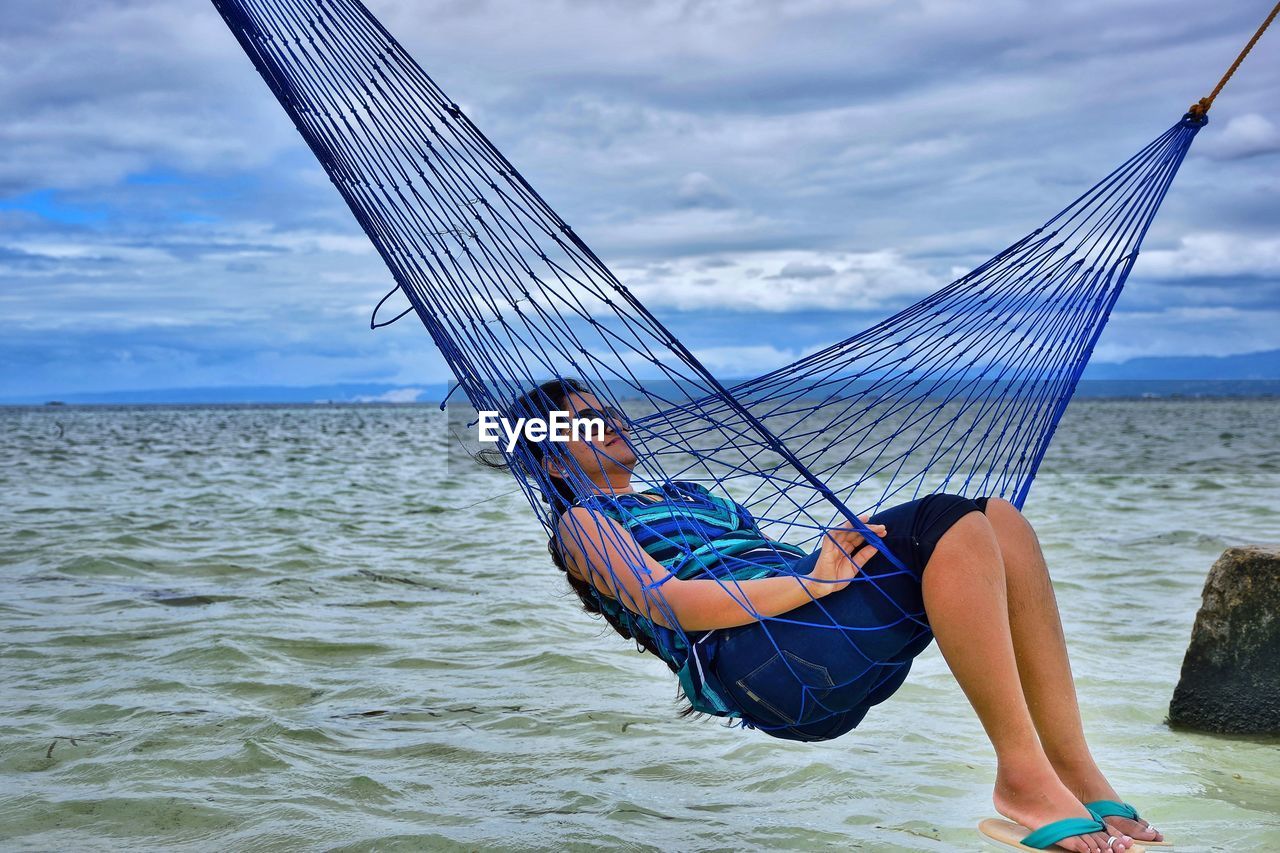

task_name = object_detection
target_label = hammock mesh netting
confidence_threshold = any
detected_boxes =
[211,0,1207,730]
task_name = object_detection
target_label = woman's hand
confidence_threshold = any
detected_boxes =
[802,515,885,598]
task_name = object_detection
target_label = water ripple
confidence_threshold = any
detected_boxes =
[1,400,1278,849]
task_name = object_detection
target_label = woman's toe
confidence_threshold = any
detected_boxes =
[1097,830,1129,851]
[1107,817,1159,841]
[1063,836,1089,853]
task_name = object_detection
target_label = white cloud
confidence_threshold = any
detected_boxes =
[1199,113,1280,161]
[687,344,818,377]
[0,2,300,192]
[584,205,786,255]
[675,172,734,209]
[617,249,939,312]
[1095,306,1280,362]
[352,387,426,403]
[773,261,836,279]
[1139,232,1280,279]
[4,0,1279,397]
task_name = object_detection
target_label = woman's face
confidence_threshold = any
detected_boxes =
[548,390,637,483]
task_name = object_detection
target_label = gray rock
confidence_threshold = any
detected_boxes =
[1169,545,1280,734]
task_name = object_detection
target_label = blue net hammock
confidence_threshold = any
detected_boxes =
[211,0,1209,729]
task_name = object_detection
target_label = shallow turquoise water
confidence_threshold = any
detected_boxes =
[1,399,1277,851]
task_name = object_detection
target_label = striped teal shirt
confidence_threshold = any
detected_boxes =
[579,480,807,581]
[570,480,809,716]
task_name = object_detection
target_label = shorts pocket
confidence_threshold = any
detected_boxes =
[733,649,836,726]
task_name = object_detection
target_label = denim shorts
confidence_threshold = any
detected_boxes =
[704,493,989,743]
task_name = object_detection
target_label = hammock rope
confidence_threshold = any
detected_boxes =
[1187,1,1279,119]
[210,0,1268,731]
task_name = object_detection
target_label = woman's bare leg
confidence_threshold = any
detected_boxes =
[923,512,1129,852]
[983,498,1163,843]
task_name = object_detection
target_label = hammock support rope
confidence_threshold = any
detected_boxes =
[1187,1,1279,119]
[210,0,1269,731]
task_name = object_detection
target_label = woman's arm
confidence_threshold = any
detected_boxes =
[555,507,879,632]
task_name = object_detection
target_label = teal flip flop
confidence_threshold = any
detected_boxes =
[978,814,1144,851]
[1087,800,1172,848]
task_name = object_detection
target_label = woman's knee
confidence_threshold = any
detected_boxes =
[981,497,1049,579]
[983,496,1038,539]
[890,492,998,583]
[929,507,1000,567]
[983,496,1020,519]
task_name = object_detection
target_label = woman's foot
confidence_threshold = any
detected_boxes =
[994,764,1135,852]
[1054,761,1165,844]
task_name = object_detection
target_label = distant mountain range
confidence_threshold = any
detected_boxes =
[1081,348,1280,380]
[4,349,1279,405]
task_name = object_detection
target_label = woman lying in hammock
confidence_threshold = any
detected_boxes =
[496,377,1166,853]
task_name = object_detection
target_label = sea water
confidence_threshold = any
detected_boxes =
[1,399,1277,851]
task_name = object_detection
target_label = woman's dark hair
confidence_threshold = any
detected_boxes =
[476,377,697,717]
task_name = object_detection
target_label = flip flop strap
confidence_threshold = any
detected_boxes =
[1022,816,1108,849]
[1085,799,1141,821]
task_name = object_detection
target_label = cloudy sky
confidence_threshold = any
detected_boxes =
[3,0,1278,399]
